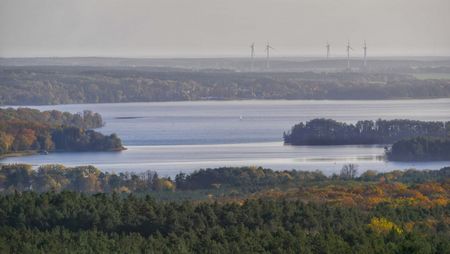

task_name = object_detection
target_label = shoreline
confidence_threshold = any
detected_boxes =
[1,97,450,108]
[0,147,126,161]
[0,151,38,160]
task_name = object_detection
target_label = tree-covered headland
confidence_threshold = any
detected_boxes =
[0,108,123,156]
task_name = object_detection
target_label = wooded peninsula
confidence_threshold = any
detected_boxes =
[0,108,123,156]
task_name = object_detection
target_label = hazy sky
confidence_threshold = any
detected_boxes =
[1,0,449,57]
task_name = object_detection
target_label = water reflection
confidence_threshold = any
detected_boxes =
[2,142,449,177]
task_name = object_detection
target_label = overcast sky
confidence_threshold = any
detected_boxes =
[1,0,449,58]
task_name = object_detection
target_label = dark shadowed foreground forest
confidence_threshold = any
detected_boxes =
[0,165,449,253]
[1,65,450,105]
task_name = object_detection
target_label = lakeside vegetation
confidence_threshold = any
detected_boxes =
[0,165,449,253]
[284,118,450,146]
[0,108,123,156]
[1,164,449,196]
[1,66,450,105]
[387,137,450,161]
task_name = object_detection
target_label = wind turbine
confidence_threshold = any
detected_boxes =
[265,42,274,69]
[326,41,330,59]
[250,42,255,71]
[346,40,353,70]
[363,40,367,67]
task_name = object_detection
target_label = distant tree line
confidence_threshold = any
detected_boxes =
[0,108,122,155]
[1,66,450,105]
[284,118,450,145]
[2,164,449,194]
[0,164,171,193]
[0,164,324,193]
[175,166,327,191]
[0,108,103,129]
[387,136,450,161]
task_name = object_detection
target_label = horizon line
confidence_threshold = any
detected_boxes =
[2,55,450,60]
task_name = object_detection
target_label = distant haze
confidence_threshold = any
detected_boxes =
[1,0,449,58]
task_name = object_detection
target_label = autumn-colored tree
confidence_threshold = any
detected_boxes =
[0,131,14,153]
[161,179,175,191]
[12,128,36,151]
[368,217,403,235]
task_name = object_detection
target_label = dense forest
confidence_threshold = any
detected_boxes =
[0,166,449,253]
[0,108,123,156]
[387,136,450,161]
[1,66,450,105]
[284,118,450,145]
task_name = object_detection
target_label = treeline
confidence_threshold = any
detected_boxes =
[0,108,103,129]
[0,164,172,193]
[175,167,327,191]
[0,192,449,253]
[387,136,450,161]
[2,66,450,105]
[284,118,450,145]
[2,163,449,194]
[0,108,122,155]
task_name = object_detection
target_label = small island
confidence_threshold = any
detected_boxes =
[386,136,450,161]
[284,118,449,145]
[0,108,124,157]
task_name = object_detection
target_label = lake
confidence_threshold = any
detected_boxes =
[2,99,450,176]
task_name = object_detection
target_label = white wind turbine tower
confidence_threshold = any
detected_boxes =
[250,42,255,71]
[363,40,367,67]
[265,42,274,69]
[326,41,330,59]
[346,40,353,70]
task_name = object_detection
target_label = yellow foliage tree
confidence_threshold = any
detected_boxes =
[0,131,14,153]
[368,217,403,235]
[161,179,175,191]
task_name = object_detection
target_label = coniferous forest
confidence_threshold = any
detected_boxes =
[0,166,449,253]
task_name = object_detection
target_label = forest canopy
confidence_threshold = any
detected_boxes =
[0,107,103,129]
[0,166,449,253]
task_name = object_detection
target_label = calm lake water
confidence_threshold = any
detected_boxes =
[2,99,450,176]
